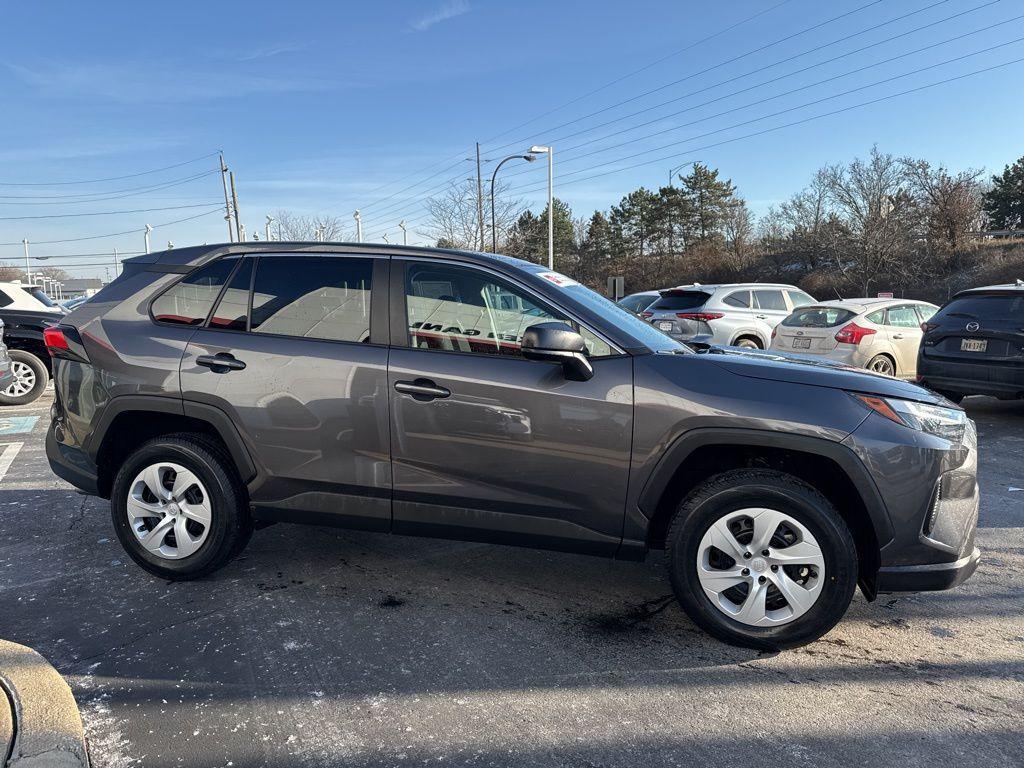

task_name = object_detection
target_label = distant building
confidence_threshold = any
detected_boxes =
[60,278,104,298]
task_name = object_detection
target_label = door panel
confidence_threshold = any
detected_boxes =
[884,305,924,377]
[389,348,634,553]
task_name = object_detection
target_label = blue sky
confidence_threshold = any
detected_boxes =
[1,0,1022,279]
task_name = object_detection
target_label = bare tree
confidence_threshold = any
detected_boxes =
[901,158,984,250]
[0,266,26,281]
[424,179,523,251]
[272,210,351,242]
[723,199,755,267]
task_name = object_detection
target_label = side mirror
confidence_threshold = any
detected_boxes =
[521,322,594,381]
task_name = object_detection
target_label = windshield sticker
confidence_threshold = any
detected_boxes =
[537,271,578,288]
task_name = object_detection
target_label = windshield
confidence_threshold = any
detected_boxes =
[558,281,689,353]
[22,286,58,307]
[782,306,857,328]
[650,290,711,311]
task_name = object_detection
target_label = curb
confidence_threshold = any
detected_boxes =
[0,640,88,768]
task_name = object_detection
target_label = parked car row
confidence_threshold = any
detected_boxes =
[620,279,1024,401]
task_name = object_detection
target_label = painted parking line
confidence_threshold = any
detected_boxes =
[0,442,24,483]
[0,416,39,436]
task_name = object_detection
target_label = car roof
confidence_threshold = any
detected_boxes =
[953,280,1024,297]
[661,282,802,293]
[801,297,935,313]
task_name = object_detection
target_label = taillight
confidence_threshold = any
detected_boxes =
[640,311,653,319]
[771,327,778,340]
[921,322,937,332]
[835,322,876,345]
[43,327,69,354]
[676,312,724,321]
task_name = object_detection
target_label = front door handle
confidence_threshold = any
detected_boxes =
[196,353,246,372]
[755,314,768,319]
[892,334,905,340]
[395,379,451,401]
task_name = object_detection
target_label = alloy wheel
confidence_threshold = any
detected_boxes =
[868,356,894,375]
[4,360,36,397]
[127,462,212,560]
[696,508,825,626]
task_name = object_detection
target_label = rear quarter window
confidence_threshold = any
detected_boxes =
[151,259,238,326]
[782,307,857,328]
[650,291,711,311]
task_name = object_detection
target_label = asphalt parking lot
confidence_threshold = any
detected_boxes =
[0,392,1022,768]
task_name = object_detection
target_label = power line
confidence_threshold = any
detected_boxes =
[0,201,224,222]
[28,250,146,260]
[0,170,221,206]
[0,151,221,187]
[0,169,220,202]
[0,206,226,246]
[501,12,1021,183]
[486,0,950,157]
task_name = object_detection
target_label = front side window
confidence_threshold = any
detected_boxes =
[787,290,816,308]
[249,256,372,342]
[885,305,921,328]
[151,258,238,326]
[405,262,611,357]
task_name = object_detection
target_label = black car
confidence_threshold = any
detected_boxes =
[918,281,1024,402]
[0,307,63,405]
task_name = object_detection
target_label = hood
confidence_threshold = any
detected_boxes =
[702,347,946,405]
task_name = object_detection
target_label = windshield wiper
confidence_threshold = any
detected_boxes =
[945,312,977,319]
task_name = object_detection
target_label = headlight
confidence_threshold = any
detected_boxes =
[852,393,967,444]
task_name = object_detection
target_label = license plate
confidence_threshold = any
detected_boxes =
[658,322,673,331]
[961,338,987,352]
[793,338,812,349]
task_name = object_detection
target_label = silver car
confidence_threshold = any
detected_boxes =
[770,298,939,378]
[645,283,816,349]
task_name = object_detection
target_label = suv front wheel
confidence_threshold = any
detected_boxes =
[667,469,857,650]
[111,435,253,580]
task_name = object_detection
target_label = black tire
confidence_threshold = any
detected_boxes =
[734,336,762,350]
[110,434,252,580]
[0,349,49,406]
[666,469,858,650]
[866,354,895,376]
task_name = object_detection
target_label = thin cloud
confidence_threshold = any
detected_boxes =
[227,43,307,62]
[410,0,470,32]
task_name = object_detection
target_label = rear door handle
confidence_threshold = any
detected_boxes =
[196,353,246,372]
[892,334,905,340]
[755,314,768,319]
[395,379,451,401]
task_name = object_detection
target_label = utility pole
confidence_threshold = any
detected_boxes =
[229,171,242,241]
[113,247,120,277]
[354,210,362,243]
[475,142,485,251]
[219,152,234,242]
[265,215,274,242]
[144,224,153,254]
[399,220,408,245]
[22,239,30,285]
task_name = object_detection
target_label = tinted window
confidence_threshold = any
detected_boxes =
[619,294,655,312]
[885,305,921,328]
[866,309,885,324]
[787,290,816,308]
[250,256,372,342]
[152,259,237,326]
[406,262,611,357]
[0,290,11,308]
[936,294,1024,321]
[209,258,253,331]
[753,289,787,311]
[781,307,856,328]
[722,290,750,308]
[650,291,710,311]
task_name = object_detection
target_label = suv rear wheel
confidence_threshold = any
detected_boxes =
[667,469,857,650]
[0,350,49,406]
[111,434,252,580]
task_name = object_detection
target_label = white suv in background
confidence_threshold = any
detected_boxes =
[770,298,939,378]
[643,283,815,349]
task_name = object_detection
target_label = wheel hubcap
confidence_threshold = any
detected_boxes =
[870,358,893,375]
[3,361,36,396]
[696,508,825,627]
[127,462,212,560]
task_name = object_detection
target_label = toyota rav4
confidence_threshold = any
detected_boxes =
[45,243,980,650]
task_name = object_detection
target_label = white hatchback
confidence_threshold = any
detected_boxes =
[770,298,939,378]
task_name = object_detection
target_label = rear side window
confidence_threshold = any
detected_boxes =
[250,256,372,343]
[650,291,710,311]
[936,294,1024,321]
[782,307,857,328]
[722,290,750,308]
[787,290,816,308]
[753,289,787,311]
[151,259,238,326]
[619,294,654,312]
[885,305,921,328]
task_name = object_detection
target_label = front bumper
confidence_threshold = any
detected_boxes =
[877,547,981,592]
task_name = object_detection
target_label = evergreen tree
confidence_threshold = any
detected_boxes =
[610,188,661,287]
[678,163,738,244]
[983,156,1024,230]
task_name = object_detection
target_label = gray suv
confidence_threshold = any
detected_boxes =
[46,244,980,650]
[645,283,816,349]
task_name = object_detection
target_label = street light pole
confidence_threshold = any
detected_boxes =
[399,220,408,245]
[144,224,153,254]
[22,239,31,285]
[265,215,274,242]
[354,210,362,243]
[529,146,554,269]
[490,153,536,253]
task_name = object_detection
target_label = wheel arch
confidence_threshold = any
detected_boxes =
[867,351,897,375]
[91,396,257,499]
[730,332,766,349]
[637,429,892,599]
